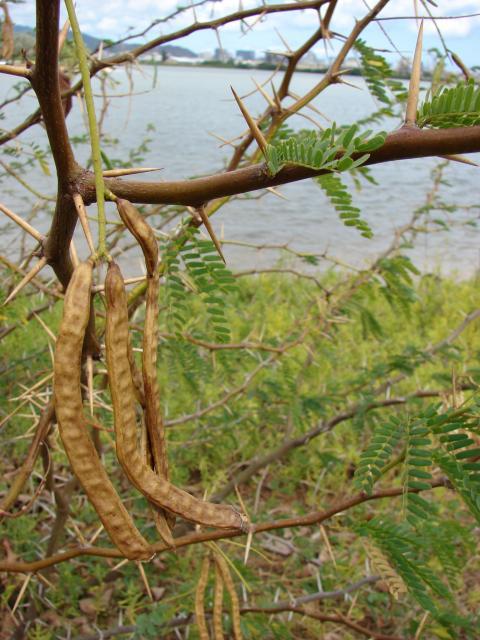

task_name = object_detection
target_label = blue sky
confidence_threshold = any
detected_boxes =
[8,1,480,67]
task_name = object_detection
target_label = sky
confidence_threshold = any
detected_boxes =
[7,0,480,67]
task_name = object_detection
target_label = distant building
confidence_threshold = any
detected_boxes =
[299,51,319,68]
[236,49,255,62]
[264,51,288,65]
[213,47,232,63]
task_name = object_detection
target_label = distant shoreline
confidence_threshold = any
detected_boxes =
[139,59,424,81]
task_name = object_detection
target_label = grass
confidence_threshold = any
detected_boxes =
[1,269,480,638]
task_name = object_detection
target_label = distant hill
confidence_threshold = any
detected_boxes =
[13,25,197,59]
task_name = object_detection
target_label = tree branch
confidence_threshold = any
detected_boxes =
[0,480,447,573]
[77,126,480,206]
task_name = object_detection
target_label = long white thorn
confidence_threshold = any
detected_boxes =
[405,20,424,126]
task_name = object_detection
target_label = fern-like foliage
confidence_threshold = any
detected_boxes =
[317,171,373,238]
[353,38,408,106]
[265,124,386,176]
[375,256,420,312]
[265,125,386,238]
[404,417,437,527]
[417,80,480,128]
[355,416,404,494]
[163,229,237,342]
[358,519,449,612]
[428,407,480,524]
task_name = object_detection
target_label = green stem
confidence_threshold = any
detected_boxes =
[64,0,107,258]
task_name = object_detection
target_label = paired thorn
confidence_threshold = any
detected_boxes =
[0,202,43,242]
[231,86,268,157]
[72,193,96,256]
[405,20,424,127]
[3,256,48,306]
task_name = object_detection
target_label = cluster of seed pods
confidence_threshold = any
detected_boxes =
[53,200,248,560]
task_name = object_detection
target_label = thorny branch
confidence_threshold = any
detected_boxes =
[0,479,448,573]
[1,3,480,637]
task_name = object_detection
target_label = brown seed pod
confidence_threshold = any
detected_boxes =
[54,260,152,561]
[105,261,248,530]
[116,198,175,533]
[214,553,243,640]
[116,199,158,277]
[127,338,145,408]
[213,559,225,640]
[1,3,14,60]
[143,270,176,533]
[195,555,211,640]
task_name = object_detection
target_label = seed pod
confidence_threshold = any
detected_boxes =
[195,556,211,640]
[143,271,176,533]
[127,338,145,408]
[214,554,243,640]
[54,260,152,560]
[213,560,225,640]
[1,3,14,60]
[116,199,175,533]
[116,199,158,277]
[105,261,248,530]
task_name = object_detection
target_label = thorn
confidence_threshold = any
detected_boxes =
[252,77,276,108]
[92,274,146,293]
[72,193,96,256]
[231,86,268,156]
[88,523,104,545]
[270,81,281,111]
[196,206,226,264]
[289,90,331,121]
[87,355,94,417]
[0,202,43,242]
[405,20,424,126]
[58,18,70,55]
[190,0,198,23]
[3,256,48,306]
[102,166,163,178]
[244,528,253,566]
[137,561,154,601]
[33,312,56,342]
[70,239,79,268]
[10,573,32,617]
[337,77,362,91]
[331,68,354,79]
[266,186,288,200]
[274,27,292,53]
[413,0,419,26]
[208,131,238,148]
[439,154,479,167]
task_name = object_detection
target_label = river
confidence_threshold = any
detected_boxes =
[1,65,479,275]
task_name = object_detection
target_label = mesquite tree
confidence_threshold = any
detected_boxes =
[1,1,480,638]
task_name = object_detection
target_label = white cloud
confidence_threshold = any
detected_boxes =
[7,0,480,52]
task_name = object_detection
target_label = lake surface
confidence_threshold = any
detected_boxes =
[1,65,479,275]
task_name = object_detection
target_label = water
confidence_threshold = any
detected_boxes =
[1,65,479,275]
